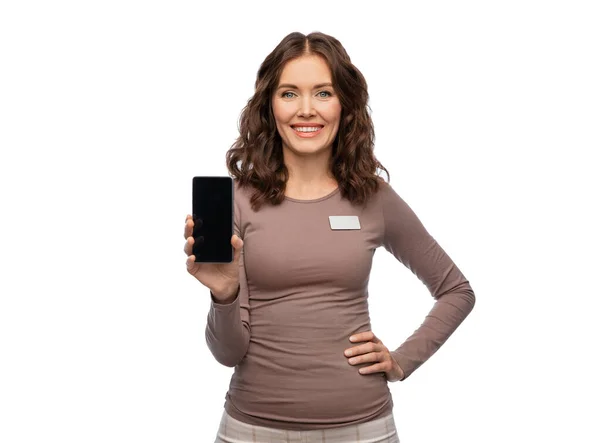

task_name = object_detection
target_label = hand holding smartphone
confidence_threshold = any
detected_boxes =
[183,176,244,302]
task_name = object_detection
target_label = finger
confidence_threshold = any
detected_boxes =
[184,217,193,239]
[349,331,375,343]
[185,254,196,268]
[347,351,382,366]
[184,236,194,255]
[232,234,244,250]
[232,235,244,263]
[357,361,391,375]
[344,341,380,357]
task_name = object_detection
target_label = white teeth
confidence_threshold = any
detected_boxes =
[293,126,322,132]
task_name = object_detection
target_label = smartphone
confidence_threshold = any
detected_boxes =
[192,176,234,263]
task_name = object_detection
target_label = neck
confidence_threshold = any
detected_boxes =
[283,146,335,187]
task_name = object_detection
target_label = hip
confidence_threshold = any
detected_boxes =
[215,408,400,443]
[229,358,391,421]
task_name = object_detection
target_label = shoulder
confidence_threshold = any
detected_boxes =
[376,179,393,194]
[374,180,415,221]
[373,178,400,205]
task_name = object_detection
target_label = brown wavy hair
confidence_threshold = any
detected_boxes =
[226,31,390,212]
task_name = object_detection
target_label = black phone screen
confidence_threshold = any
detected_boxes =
[192,176,233,263]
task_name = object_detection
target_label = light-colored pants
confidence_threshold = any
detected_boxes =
[214,409,400,443]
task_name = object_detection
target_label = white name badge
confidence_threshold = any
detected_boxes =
[329,215,361,230]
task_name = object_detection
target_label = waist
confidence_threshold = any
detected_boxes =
[224,351,393,430]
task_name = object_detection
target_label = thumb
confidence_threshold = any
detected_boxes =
[232,234,244,262]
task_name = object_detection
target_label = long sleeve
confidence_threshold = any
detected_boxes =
[380,183,476,381]
[204,193,251,367]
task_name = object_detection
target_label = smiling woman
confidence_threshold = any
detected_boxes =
[225,31,389,210]
[190,30,476,443]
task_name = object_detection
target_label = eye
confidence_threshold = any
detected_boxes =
[280,90,333,99]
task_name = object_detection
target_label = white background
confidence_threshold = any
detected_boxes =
[1,1,599,442]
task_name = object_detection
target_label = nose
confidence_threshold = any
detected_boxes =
[297,95,315,117]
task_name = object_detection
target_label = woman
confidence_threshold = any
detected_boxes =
[183,31,476,443]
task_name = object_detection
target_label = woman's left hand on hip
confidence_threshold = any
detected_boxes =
[344,330,405,382]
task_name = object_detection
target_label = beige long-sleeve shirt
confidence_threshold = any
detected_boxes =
[205,179,475,430]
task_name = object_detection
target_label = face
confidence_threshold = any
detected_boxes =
[271,55,342,159]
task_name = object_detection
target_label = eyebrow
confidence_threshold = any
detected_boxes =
[276,82,333,90]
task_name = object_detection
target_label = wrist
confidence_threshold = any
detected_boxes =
[212,284,240,304]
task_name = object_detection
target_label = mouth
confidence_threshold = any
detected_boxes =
[290,125,324,138]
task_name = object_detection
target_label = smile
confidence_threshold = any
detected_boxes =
[292,126,324,138]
